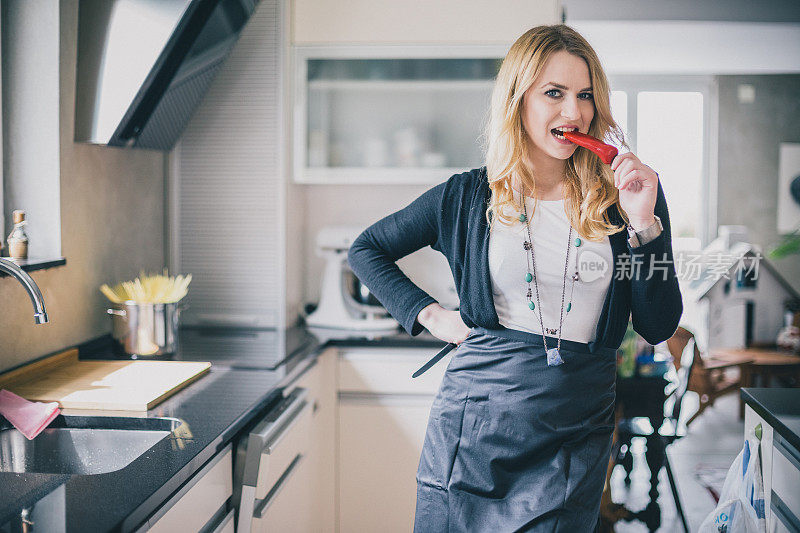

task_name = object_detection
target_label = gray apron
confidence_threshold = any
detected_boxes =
[414,326,617,532]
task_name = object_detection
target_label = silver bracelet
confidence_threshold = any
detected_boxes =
[627,215,663,248]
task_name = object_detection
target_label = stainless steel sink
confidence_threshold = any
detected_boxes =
[0,415,184,475]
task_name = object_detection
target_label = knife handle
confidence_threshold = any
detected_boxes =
[412,343,457,378]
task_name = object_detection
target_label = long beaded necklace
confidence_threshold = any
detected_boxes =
[519,195,581,366]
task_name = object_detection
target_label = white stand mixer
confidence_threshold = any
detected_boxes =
[305,226,400,330]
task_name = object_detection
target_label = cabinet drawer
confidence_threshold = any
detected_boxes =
[772,435,800,523]
[213,509,235,533]
[338,348,449,395]
[149,446,232,532]
[770,492,800,533]
[251,450,314,532]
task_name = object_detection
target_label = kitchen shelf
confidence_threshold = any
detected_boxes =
[296,166,467,185]
[294,48,501,184]
[0,257,66,276]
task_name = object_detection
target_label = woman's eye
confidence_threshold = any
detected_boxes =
[545,89,593,100]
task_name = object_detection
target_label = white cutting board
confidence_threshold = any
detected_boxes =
[0,349,211,411]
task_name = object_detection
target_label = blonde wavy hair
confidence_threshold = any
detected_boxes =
[483,24,629,240]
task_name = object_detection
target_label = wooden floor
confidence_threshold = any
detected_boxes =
[611,392,744,532]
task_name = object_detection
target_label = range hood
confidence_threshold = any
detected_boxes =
[75,0,259,150]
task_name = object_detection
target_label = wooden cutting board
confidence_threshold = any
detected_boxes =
[0,349,211,411]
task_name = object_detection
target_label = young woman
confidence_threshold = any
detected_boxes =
[348,24,682,532]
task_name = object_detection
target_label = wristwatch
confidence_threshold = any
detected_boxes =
[627,215,663,248]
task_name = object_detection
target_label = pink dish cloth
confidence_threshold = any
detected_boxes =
[0,389,61,440]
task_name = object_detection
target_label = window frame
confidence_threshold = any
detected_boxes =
[608,74,718,246]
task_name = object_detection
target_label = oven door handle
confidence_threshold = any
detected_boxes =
[236,388,310,532]
[241,388,309,487]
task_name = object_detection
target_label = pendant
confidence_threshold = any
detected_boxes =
[546,347,564,367]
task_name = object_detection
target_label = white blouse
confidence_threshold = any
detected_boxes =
[488,190,614,343]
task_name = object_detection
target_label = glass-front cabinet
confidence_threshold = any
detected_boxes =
[293,46,505,184]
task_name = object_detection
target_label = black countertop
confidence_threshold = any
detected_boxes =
[741,388,800,452]
[79,326,320,370]
[0,324,442,531]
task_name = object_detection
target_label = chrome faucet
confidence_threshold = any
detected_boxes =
[0,257,48,324]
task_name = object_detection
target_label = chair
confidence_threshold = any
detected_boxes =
[611,333,696,532]
[666,326,751,426]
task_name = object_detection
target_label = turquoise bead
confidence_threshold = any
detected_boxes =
[566,302,572,312]
[575,238,582,247]
[528,301,535,310]
[519,213,527,222]
[525,272,533,283]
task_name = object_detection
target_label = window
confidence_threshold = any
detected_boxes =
[607,76,715,246]
[637,91,704,241]
[610,90,627,141]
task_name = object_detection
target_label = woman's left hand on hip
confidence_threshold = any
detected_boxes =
[611,152,658,229]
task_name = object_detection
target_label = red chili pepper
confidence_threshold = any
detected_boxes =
[562,131,618,165]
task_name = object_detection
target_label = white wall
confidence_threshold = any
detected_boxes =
[570,21,800,75]
[716,74,800,293]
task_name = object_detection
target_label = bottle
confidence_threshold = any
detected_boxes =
[7,210,29,260]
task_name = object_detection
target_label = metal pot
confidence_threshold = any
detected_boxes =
[107,301,185,356]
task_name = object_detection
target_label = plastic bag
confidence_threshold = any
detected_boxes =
[698,431,766,532]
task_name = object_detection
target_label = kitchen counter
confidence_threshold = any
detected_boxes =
[0,368,287,531]
[741,387,800,452]
[305,324,447,349]
[0,324,440,531]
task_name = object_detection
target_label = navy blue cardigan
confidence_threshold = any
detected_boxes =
[348,167,683,352]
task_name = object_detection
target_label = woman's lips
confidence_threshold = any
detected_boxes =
[551,130,575,145]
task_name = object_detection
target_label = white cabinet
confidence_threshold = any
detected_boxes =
[294,48,503,184]
[339,396,436,532]
[147,445,233,532]
[252,450,315,532]
[338,347,450,395]
[337,347,449,532]
[292,0,560,45]
[292,348,337,532]
[291,0,559,185]
[771,435,800,532]
[744,405,800,532]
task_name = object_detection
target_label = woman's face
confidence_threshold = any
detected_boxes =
[521,50,595,163]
